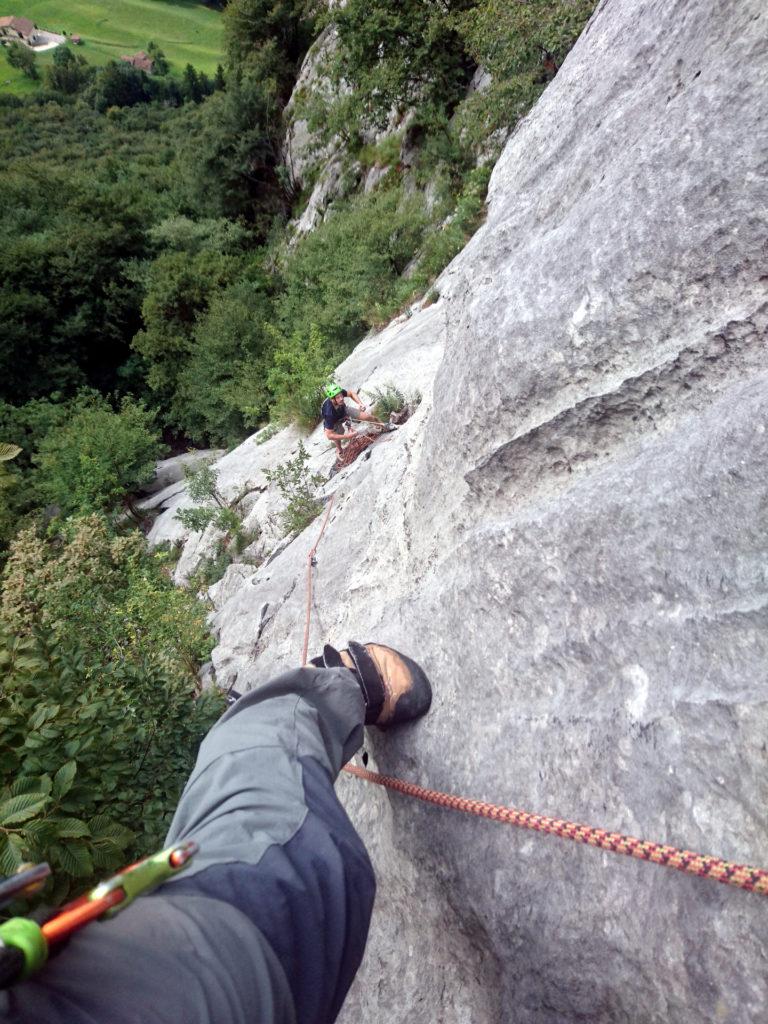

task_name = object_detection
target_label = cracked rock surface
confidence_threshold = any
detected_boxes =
[160,0,768,1019]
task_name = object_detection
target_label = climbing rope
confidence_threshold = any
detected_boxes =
[334,432,377,470]
[343,764,768,896]
[301,493,335,667]
[301,468,768,898]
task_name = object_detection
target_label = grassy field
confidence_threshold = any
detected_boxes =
[1,0,223,95]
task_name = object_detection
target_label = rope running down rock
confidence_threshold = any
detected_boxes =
[301,476,768,898]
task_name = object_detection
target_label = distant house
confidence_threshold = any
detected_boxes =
[120,51,154,73]
[71,35,82,45]
[0,15,38,45]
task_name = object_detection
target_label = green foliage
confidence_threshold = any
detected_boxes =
[277,185,429,345]
[0,627,219,903]
[32,396,161,516]
[175,278,274,444]
[264,322,333,428]
[265,442,324,536]
[1,517,212,684]
[175,464,261,557]
[5,43,38,80]
[0,517,220,900]
[88,61,154,111]
[356,131,403,170]
[255,423,280,445]
[45,45,93,95]
[183,49,288,225]
[131,248,244,414]
[365,383,422,421]
[406,164,491,291]
[223,0,314,81]
[452,0,596,146]
[324,0,473,133]
[147,41,170,76]
[0,99,184,404]
[0,761,133,894]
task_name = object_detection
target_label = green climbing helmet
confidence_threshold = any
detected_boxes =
[324,383,343,399]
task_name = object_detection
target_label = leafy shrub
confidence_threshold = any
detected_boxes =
[366,384,422,421]
[32,396,162,517]
[357,131,404,170]
[321,0,474,133]
[45,45,93,95]
[0,519,221,902]
[265,323,334,428]
[0,629,220,904]
[175,464,261,554]
[188,542,237,592]
[419,166,490,276]
[1,517,212,687]
[174,278,274,445]
[276,185,430,347]
[5,42,38,80]
[255,423,281,445]
[452,0,596,146]
[265,442,324,536]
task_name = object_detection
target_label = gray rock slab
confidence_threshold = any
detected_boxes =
[181,1,768,1019]
[141,449,224,495]
[134,479,187,512]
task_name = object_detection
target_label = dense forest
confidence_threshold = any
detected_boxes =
[0,0,594,897]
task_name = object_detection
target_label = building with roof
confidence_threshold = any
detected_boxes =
[0,15,38,45]
[120,51,154,73]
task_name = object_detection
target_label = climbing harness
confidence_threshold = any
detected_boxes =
[0,841,197,988]
[301,508,768,899]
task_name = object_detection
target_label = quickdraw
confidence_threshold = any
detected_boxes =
[0,841,197,988]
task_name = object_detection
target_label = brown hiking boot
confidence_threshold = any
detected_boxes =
[310,642,432,729]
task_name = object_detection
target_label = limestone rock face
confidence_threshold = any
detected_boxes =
[176,0,768,1019]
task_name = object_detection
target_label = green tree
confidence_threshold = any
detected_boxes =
[276,185,429,347]
[184,58,286,225]
[1,517,212,686]
[5,42,38,79]
[131,249,243,418]
[88,61,151,112]
[223,0,314,82]
[453,0,596,143]
[32,397,162,516]
[45,45,92,94]
[146,41,170,76]
[175,463,261,550]
[264,442,324,535]
[182,63,203,102]
[264,322,334,427]
[175,278,274,444]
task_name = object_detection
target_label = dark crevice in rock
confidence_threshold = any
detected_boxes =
[465,308,768,511]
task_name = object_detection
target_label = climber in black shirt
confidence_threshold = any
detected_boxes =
[321,384,384,455]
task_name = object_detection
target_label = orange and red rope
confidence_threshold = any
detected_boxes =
[343,764,768,896]
[302,468,768,898]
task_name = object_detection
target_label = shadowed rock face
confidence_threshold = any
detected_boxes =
[165,0,767,1019]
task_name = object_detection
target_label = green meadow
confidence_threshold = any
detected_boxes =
[1,0,223,94]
